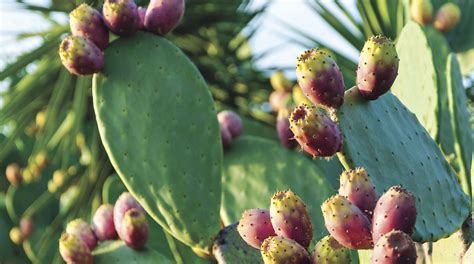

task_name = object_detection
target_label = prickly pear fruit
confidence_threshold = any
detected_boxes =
[93,204,117,241]
[372,186,416,243]
[145,0,185,35]
[270,70,293,92]
[237,209,276,249]
[372,230,417,264]
[6,163,22,186]
[9,227,23,245]
[410,0,433,25]
[59,233,93,264]
[433,2,461,32]
[220,125,232,150]
[338,167,378,217]
[138,7,146,29]
[261,236,310,264]
[269,90,292,112]
[59,36,104,76]
[270,190,313,248]
[66,218,97,250]
[356,36,399,100]
[20,217,34,238]
[121,208,149,249]
[310,235,351,264]
[114,192,145,238]
[289,104,343,157]
[276,109,297,149]
[321,195,373,249]
[293,84,312,106]
[103,0,140,36]
[217,110,242,138]
[69,3,109,50]
[296,48,345,108]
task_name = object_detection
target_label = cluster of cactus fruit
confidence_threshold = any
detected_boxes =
[410,0,461,32]
[59,0,185,76]
[59,192,149,263]
[237,167,418,264]
[5,153,48,185]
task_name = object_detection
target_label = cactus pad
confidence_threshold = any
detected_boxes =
[93,241,172,263]
[337,88,470,242]
[93,32,222,253]
[212,223,263,263]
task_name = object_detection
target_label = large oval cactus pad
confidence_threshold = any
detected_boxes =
[93,241,172,264]
[93,32,222,252]
[337,88,470,242]
[221,136,335,240]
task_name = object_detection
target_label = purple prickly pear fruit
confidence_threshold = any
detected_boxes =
[372,230,417,264]
[321,195,373,249]
[270,70,293,92]
[59,233,93,264]
[20,217,34,238]
[103,0,140,36]
[114,192,145,238]
[310,235,351,264]
[66,219,97,250]
[92,204,117,241]
[59,36,104,76]
[269,90,291,112]
[276,109,297,149]
[6,163,22,186]
[145,0,185,35]
[217,110,242,138]
[121,208,149,249]
[220,125,232,150]
[372,186,417,243]
[237,209,276,249]
[289,104,343,157]
[270,190,313,248]
[410,0,433,25]
[69,3,109,50]
[433,3,461,32]
[296,48,345,109]
[338,167,378,217]
[138,7,146,29]
[260,236,310,264]
[356,36,399,100]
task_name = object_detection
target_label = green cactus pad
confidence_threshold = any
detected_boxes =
[221,136,334,240]
[93,241,172,263]
[212,223,263,263]
[93,32,222,253]
[337,88,470,242]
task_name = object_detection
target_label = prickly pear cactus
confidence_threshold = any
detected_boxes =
[337,88,470,242]
[93,32,222,254]
[221,136,334,240]
[212,223,263,263]
[93,241,172,264]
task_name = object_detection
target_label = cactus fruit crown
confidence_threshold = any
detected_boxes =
[290,104,319,129]
[260,236,308,263]
[60,233,86,249]
[124,208,146,225]
[59,36,89,60]
[69,3,95,20]
[360,35,398,70]
[385,185,414,197]
[312,235,351,264]
[321,194,354,215]
[383,231,414,251]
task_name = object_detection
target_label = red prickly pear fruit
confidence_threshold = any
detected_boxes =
[289,104,343,157]
[296,48,345,109]
[92,204,117,241]
[372,186,417,243]
[59,233,93,264]
[270,190,313,248]
[276,109,297,149]
[217,110,243,138]
[145,0,185,35]
[6,163,22,186]
[69,3,109,50]
[66,219,97,250]
[321,195,373,249]
[237,209,276,249]
[20,217,34,238]
[433,3,461,33]
[269,90,291,112]
[121,208,149,249]
[114,192,145,238]
[59,36,104,76]
[270,70,293,92]
[103,0,140,36]
[310,235,351,264]
[356,36,399,100]
[220,125,232,150]
[410,0,433,25]
[338,167,378,217]
[372,230,417,264]
[260,236,310,264]
[138,7,146,29]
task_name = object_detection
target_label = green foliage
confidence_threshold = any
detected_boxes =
[212,223,262,263]
[93,241,173,264]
